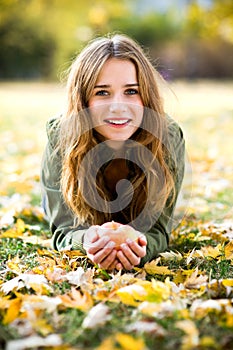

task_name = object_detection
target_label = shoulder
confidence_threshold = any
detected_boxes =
[46,116,61,149]
[165,114,185,148]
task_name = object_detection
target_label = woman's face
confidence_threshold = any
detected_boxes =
[88,58,144,149]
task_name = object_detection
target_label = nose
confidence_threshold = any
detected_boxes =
[109,94,127,113]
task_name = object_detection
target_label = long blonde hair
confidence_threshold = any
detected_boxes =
[58,34,175,229]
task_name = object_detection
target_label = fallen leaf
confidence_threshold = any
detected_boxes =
[59,287,93,311]
[82,303,111,329]
[160,250,183,261]
[184,268,208,289]
[176,320,199,350]
[144,259,173,275]
[126,320,166,336]
[199,244,222,259]
[116,284,147,307]
[1,274,52,294]
[224,241,233,260]
[5,334,62,350]
[115,333,146,350]
[65,267,94,286]
[3,297,22,324]
[190,299,222,318]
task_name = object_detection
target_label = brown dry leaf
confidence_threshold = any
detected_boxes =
[224,240,233,260]
[45,267,67,283]
[65,267,94,287]
[59,287,93,311]
[62,250,86,259]
[184,268,208,289]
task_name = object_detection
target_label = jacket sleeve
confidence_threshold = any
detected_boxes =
[140,118,185,265]
[40,119,87,251]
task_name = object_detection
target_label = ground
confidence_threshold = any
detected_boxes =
[0,80,233,350]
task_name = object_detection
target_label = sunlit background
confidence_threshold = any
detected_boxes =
[0,0,233,224]
[1,0,233,80]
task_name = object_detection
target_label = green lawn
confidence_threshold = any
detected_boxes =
[0,80,233,350]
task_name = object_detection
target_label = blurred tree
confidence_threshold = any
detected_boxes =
[0,0,56,79]
[185,0,233,43]
[0,0,232,79]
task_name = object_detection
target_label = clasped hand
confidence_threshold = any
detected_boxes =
[83,225,147,270]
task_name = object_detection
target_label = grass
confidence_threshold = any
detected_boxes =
[0,80,233,350]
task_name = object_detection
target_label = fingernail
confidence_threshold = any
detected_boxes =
[126,238,132,244]
[121,243,127,249]
[108,241,115,248]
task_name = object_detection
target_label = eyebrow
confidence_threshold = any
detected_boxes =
[94,83,139,89]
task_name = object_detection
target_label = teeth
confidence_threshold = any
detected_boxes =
[107,119,129,125]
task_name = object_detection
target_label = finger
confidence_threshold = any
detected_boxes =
[122,239,146,262]
[138,235,147,246]
[83,226,99,245]
[108,259,120,270]
[120,243,141,266]
[117,249,134,270]
[85,236,110,254]
[98,251,118,270]
[92,241,116,264]
[116,262,123,271]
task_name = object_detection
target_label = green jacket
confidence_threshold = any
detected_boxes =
[41,116,185,266]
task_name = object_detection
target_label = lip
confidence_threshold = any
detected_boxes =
[103,118,132,128]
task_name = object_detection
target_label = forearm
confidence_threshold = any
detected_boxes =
[140,226,169,266]
[52,225,87,252]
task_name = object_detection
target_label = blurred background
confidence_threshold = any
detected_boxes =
[0,0,233,225]
[0,0,232,80]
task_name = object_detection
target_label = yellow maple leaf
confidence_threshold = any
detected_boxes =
[173,270,186,284]
[3,297,22,324]
[0,218,26,238]
[200,244,222,259]
[115,333,146,350]
[96,336,117,350]
[144,259,173,275]
[222,279,233,287]
[32,318,54,336]
[116,284,147,307]
[224,241,233,260]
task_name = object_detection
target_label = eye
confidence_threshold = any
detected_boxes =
[125,88,139,95]
[95,90,109,96]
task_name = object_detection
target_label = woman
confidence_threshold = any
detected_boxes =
[41,33,185,271]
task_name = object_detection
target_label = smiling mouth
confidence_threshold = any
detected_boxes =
[104,119,131,126]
